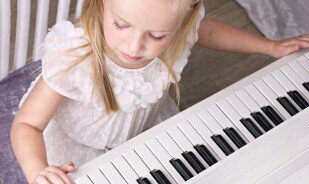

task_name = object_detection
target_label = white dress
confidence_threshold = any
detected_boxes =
[19,5,205,167]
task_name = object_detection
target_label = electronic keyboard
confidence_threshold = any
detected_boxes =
[68,49,309,184]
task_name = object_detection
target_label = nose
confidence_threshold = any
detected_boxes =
[129,32,145,56]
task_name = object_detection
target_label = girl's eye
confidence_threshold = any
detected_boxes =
[149,34,166,42]
[113,21,125,30]
[113,21,166,42]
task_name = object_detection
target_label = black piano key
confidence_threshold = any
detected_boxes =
[211,135,234,156]
[169,158,193,181]
[261,106,284,126]
[303,82,309,91]
[194,144,217,166]
[250,112,273,132]
[223,127,247,148]
[287,90,309,110]
[277,96,299,116]
[150,169,171,184]
[137,177,152,184]
[182,151,206,173]
[240,118,263,138]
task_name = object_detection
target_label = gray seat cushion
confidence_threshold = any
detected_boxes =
[0,60,41,184]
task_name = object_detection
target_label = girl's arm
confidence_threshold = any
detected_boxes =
[10,77,72,183]
[197,18,309,58]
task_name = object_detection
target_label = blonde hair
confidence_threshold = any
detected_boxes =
[48,0,203,113]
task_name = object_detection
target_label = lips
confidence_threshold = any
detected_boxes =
[121,52,142,62]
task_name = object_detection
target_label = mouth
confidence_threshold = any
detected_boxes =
[121,52,142,62]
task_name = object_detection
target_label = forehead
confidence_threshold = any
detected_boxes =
[106,0,185,32]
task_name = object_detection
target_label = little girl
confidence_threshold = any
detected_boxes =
[10,0,309,183]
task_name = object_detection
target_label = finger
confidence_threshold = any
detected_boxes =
[59,161,75,173]
[58,165,75,174]
[296,39,309,48]
[44,171,66,184]
[66,161,75,168]
[299,34,309,38]
[34,175,52,184]
[282,39,300,46]
[298,37,309,42]
[279,44,300,57]
[46,167,74,184]
[283,39,309,49]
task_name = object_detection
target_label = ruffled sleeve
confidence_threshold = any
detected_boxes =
[186,4,205,49]
[40,19,92,101]
[171,4,205,82]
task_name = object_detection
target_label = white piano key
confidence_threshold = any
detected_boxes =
[187,115,227,159]
[235,89,276,127]
[245,84,273,107]
[226,94,249,117]
[177,120,222,161]
[134,144,177,183]
[236,89,264,111]
[297,55,309,72]
[272,69,309,103]
[254,80,291,119]
[298,60,309,72]
[289,59,309,81]
[217,99,256,142]
[112,157,139,184]
[88,169,110,184]
[99,162,127,184]
[156,132,197,176]
[144,138,185,183]
[75,176,94,184]
[280,65,309,100]
[263,74,302,111]
[122,150,157,184]
[166,126,209,167]
[245,84,285,120]
[262,74,288,96]
[298,53,309,72]
[196,109,239,151]
[208,104,250,143]
[226,94,265,133]
[272,70,298,91]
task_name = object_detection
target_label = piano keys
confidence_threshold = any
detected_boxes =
[68,49,309,184]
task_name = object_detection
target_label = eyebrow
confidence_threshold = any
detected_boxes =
[111,9,173,33]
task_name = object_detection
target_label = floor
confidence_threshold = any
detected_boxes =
[178,0,276,110]
[8,0,276,111]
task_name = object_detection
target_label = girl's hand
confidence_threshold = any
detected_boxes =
[268,34,309,58]
[32,161,75,184]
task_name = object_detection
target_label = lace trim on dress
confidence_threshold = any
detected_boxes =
[105,55,161,75]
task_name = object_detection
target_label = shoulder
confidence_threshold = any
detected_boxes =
[186,4,206,47]
[196,4,206,27]
[170,5,206,81]
[41,19,90,55]
[40,19,93,101]
[40,19,92,82]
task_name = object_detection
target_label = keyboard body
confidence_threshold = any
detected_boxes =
[68,49,309,184]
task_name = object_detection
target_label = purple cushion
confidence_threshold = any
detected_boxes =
[0,60,41,184]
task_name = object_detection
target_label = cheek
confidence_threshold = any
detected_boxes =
[147,39,173,58]
[104,25,118,49]
[103,17,124,49]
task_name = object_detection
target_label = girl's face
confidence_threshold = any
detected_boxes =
[103,0,185,69]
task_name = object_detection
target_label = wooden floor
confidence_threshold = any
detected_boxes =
[9,0,276,110]
[178,0,276,110]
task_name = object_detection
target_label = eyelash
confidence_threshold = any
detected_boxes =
[112,21,166,42]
